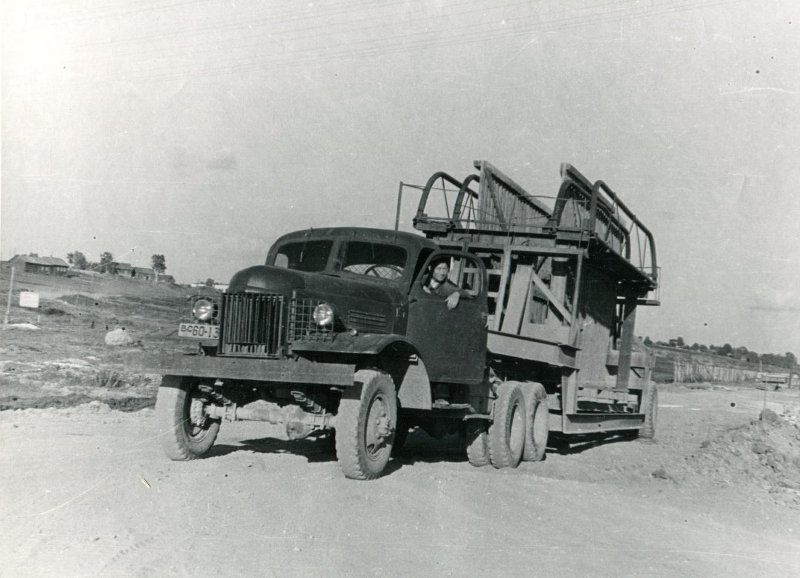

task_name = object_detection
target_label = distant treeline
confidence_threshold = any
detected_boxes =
[67,250,166,275]
[644,336,796,370]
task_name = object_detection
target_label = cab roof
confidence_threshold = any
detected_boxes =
[271,227,439,253]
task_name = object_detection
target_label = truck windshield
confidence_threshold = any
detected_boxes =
[273,240,332,272]
[340,241,407,281]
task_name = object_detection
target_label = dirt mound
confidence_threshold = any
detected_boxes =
[0,393,155,412]
[59,294,103,308]
[685,407,800,507]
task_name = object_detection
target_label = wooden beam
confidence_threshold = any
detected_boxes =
[492,246,513,331]
[500,264,533,334]
[529,268,573,325]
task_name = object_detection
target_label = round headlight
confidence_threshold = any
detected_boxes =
[313,303,334,326]
[192,298,216,321]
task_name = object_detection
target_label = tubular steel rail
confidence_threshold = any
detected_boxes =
[410,161,658,290]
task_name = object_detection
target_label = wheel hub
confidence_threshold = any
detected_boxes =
[189,397,207,428]
[365,396,392,456]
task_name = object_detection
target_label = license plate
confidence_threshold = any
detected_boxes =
[178,323,220,340]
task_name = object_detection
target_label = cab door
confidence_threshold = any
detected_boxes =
[406,251,488,384]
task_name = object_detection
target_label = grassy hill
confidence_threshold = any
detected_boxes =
[0,267,213,410]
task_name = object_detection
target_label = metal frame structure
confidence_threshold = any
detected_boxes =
[408,160,660,435]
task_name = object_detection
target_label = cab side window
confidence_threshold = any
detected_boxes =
[417,254,482,296]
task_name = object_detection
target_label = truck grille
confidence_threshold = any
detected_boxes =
[220,293,285,357]
[288,298,333,342]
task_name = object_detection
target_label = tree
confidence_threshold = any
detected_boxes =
[667,336,685,348]
[643,336,653,346]
[151,254,166,275]
[67,251,88,270]
[719,343,733,357]
[205,278,215,287]
[99,252,116,274]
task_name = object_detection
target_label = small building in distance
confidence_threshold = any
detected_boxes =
[115,262,134,276]
[132,266,156,281]
[7,255,69,275]
[158,274,176,284]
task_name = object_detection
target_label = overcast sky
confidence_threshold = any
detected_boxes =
[2,0,799,355]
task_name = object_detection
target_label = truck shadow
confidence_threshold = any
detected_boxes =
[206,429,468,467]
[206,430,642,466]
[391,429,469,466]
[548,432,643,455]
[208,436,337,463]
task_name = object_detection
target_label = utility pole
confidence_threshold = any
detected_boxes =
[4,266,15,325]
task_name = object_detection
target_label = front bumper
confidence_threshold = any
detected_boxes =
[124,352,355,386]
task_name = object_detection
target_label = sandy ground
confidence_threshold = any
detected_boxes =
[2,272,799,576]
[1,385,799,577]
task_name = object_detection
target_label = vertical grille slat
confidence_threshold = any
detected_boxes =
[220,293,285,357]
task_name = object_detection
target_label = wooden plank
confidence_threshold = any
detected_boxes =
[500,264,533,334]
[487,330,573,367]
[491,246,513,331]
[562,413,644,434]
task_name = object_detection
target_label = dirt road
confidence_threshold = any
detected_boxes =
[2,385,799,577]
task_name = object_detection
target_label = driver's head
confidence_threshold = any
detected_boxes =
[432,261,450,283]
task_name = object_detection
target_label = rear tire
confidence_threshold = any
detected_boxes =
[519,381,549,462]
[639,382,658,439]
[488,382,525,469]
[335,369,397,480]
[465,420,490,467]
[156,375,220,460]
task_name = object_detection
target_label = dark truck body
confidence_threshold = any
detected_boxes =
[127,161,659,479]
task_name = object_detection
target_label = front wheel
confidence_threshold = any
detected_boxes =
[335,369,398,480]
[488,382,526,469]
[156,375,221,460]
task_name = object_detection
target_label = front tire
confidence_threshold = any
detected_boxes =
[488,382,526,469]
[156,375,220,460]
[335,369,397,480]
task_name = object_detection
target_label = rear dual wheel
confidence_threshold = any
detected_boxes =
[638,382,659,439]
[488,382,526,469]
[519,381,550,462]
[465,420,490,467]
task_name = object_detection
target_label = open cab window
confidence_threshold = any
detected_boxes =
[414,252,483,297]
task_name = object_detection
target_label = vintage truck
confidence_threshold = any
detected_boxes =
[126,160,660,479]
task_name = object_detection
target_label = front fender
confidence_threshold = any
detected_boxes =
[289,333,419,356]
[291,334,432,410]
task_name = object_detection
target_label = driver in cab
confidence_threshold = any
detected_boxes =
[423,260,471,310]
